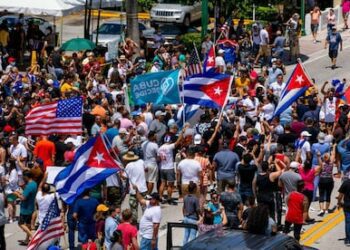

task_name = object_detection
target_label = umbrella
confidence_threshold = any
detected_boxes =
[60,38,96,51]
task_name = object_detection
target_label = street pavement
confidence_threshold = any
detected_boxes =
[5,13,350,250]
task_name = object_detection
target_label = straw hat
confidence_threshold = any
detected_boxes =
[123,151,139,162]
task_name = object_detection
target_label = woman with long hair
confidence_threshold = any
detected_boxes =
[298,159,321,222]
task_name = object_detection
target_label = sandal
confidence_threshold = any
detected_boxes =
[18,240,29,246]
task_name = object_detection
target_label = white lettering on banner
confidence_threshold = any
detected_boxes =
[161,77,174,96]
[133,76,175,99]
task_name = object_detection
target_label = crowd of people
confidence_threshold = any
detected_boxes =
[0,5,348,250]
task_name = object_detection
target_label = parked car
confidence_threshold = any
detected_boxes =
[145,23,199,47]
[166,222,319,250]
[0,15,52,34]
[150,0,201,27]
[91,20,155,47]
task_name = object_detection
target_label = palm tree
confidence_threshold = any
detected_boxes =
[125,0,140,55]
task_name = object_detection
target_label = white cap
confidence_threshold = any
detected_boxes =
[301,131,312,137]
[119,128,128,134]
[47,79,54,85]
[155,110,166,117]
[290,161,300,169]
[218,49,225,54]
[194,134,202,145]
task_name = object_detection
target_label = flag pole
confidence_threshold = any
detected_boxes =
[101,133,124,169]
[193,42,203,67]
[218,75,233,121]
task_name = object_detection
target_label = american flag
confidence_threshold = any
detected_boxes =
[27,198,64,250]
[184,49,202,78]
[220,17,232,38]
[25,97,83,135]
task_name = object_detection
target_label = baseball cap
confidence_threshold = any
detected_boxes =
[290,161,300,169]
[194,134,202,145]
[96,204,109,212]
[301,131,312,137]
[218,49,225,54]
[318,132,325,143]
[119,128,128,134]
[36,158,44,166]
[155,110,166,117]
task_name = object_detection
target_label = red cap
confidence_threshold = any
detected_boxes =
[3,124,14,133]
[8,57,15,63]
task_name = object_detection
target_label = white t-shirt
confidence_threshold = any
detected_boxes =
[158,143,175,170]
[9,143,27,175]
[125,159,147,195]
[142,141,159,166]
[320,98,336,123]
[178,159,201,184]
[269,81,286,97]
[262,103,275,121]
[106,174,120,187]
[215,56,226,72]
[36,192,55,224]
[242,97,259,118]
[301,140,311,163]
[139,201,162,240]
[260,29,269,45]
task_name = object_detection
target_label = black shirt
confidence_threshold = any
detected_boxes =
[237,163,257,189]
[339,179,350,212]
[55,141,68,166]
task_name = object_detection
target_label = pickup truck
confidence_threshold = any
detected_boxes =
[150,0,201,27]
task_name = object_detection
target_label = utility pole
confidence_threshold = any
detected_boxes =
[125,0,140,56]
[301,0,305,35]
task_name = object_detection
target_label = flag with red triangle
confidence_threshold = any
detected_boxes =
[203,45,216,73]
[183,72,232,109]
[273,62,313,118]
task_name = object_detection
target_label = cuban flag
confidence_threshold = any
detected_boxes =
[183,72,232,109]
[273,62,313,118]
[54,134,121,204]
[203,45,216,73]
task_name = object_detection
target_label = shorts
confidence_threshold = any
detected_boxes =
[329,49,338,59]
[160,169,175,182]
[6,193,16,203]
[145,163,158,183]
[311,23,319,33]
[343,12,349,19]
[18,214,32,225]
[181,184,200,197]
[258,45,269,57]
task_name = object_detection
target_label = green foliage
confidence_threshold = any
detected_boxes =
[181,32,202,51]
[255,6,279,21]
[137,0,156,11]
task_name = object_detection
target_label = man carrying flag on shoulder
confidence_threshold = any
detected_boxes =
[273,61,313,119]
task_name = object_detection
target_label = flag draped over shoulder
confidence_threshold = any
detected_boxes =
[54,134,121,204]
[183,72,232,109]
[27,198,64,250]
[25,97,83,136]
[273,62,313,118]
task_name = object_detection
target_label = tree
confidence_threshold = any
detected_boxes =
[126,0,140,56]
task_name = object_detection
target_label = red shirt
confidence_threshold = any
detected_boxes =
[117,222,138,250]
[286,191,305,224]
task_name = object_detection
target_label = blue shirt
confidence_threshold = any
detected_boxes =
[105,128,119,143]
[268,68,283,84]
[213,149,239,181]
[73,197,99,224]
[105,216,119,250]
[20,180,38,215]
[311,142,330,166]
[207,202,222,225]
[327,32,342,50]
[219,45,236,64]
[337,139,350,172]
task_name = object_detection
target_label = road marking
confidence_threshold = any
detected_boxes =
[302,212,344,246]
[300,209,341,241]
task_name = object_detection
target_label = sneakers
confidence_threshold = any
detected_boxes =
[317,210,325,217]
[345,239,350,246]
[168,199,178,206]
